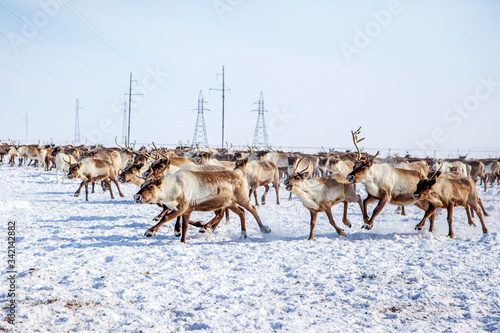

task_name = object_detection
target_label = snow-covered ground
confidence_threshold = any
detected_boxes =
[1,163,499,332]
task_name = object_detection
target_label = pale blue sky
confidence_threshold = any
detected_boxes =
[1,0,499,155]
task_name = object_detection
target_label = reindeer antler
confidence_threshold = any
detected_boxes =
[115,136,125,149]
[429,162,443,179]
[351,126,365,161]
[152,142,167,159]
[291,156,306,175]
[368,151,380,163]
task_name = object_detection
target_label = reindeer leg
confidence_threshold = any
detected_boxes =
[101,180,108,192]
[174,216,182,237]
[180,213,192,243]
[477,198,490,217]
[274,181,280,205]
[74,180,89,198]
[228,204,247,239]
[106,179,114,199]
[362,194,378,225]
[146,208,185,237]
[352,193,364,218]
[325,208,346,237]
[341,201,352,228]
[85,183,89,202]
[415,205,437,230]
[199,209,225,233]
[225,208,230,224]
[239,200,271,234]
[109,175,125,197]
[288,192,293,201]
[91,182,95,193]
[365,194,389,230]
[153,204,169,221]
[253,187,259,206]
[465,205,476,227]
[471,203,488,234]
[261,185,270,205]
[308,210,317,241]
[446,205,455,238]
[401,206,406,216]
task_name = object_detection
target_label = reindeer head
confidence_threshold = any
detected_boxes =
[413,171,441,200]
[346,127,379,183]
[233,157,249,172]
[133,153,148,165]
[347,152,379,183]
[50,147,61,157]
[118,163,143,183]
[143,157,170,180]
[231,151,243,162]
[328,157,341,169]
[66,160,81,179]
[284,166,310,193]
[195,151,213,164]
[134,177,163,204]
[255,150,269,161]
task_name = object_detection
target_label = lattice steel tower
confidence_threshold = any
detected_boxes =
[252,91,269,147]
[74,98,81,143]
[192,90,209,147]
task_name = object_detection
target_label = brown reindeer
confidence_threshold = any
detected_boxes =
[251,149,290,180]
[412,171,489,238]
[346,127,426,230]
[66,157,124,201]
[194,151,235,169]
[284,165,363,240]
[233,157,280,206]
[134,169,271,243]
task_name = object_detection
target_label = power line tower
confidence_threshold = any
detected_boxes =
[252,91,269,148]
[121,99,128,145]
[209,66,230,149]
[192,90,210,147]
[124,72,143,147]
[74,98,82,143]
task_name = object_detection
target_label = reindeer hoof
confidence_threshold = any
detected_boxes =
[74,193,79,197]
[120,193,125,198]
[199,228,207,234]
[362,223,373,230]
[174,230,181,237]
[338,230,346,237]
[144,229,157,237]
[343,220,352,228]
[261,226,271,234]
[240,231,248,239]
[153,216,161,221]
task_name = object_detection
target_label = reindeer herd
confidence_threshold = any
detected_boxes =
[1,129,498,243]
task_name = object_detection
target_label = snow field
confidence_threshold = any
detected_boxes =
[1,164,499,332]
